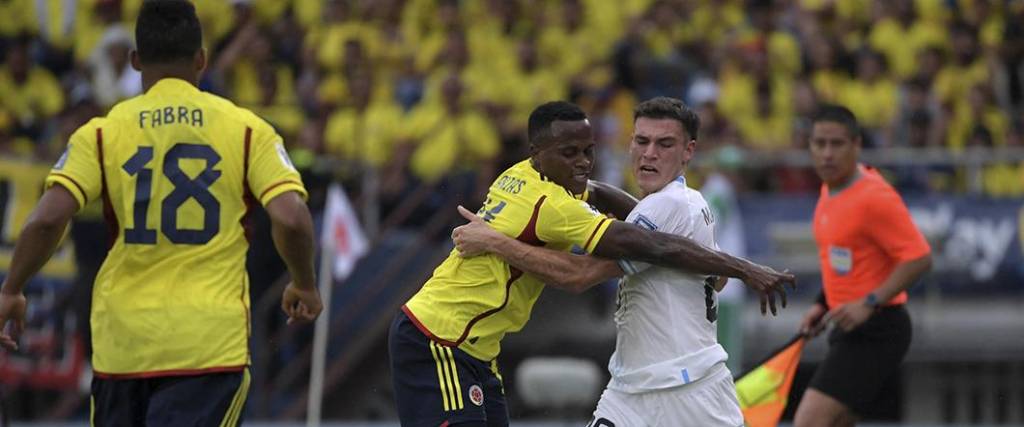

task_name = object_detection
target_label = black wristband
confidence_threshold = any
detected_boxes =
[815,291,828,309]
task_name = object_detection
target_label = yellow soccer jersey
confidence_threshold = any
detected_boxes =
[403,160,612,361]
[45,78,307,377]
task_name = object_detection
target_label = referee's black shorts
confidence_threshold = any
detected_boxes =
[809,304,912,416]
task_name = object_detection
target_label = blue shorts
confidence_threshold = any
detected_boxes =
[91,368,250,426]
[388,310,509,427]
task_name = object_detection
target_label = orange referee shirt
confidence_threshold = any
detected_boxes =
[813,165,931,308]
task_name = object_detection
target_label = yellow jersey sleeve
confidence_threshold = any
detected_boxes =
[44,119,104,209]
[247,120,307,206]
[536,196,613,253]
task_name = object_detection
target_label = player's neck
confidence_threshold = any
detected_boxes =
[140,66,198,92]
[640,172,685,198]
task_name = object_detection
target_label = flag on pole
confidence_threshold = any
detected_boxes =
[321,183,369,280]
[735,334,806,427]
[309,183,369,427]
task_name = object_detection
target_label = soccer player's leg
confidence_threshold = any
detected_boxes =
[588,387,644,427]
[144,369,250,427]
[389,311,489,426]
[481,359,509,427]
[91,376,149,426]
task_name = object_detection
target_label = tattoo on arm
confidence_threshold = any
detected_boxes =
[594,221,751,280]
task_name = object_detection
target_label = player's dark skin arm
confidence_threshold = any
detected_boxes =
[454,206,621,293]
[593,221,795,314]
[586,180,638,220]
[265,191,322,323]
[1,187,77,294]
[0,186,78,350]
[454,207,792,313]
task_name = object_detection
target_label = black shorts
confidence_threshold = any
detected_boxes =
[809,305,912,416]
[388,310,509,427]
[91,368,250,427]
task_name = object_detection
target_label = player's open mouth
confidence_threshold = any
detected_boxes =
[573,171,589,181]
[638,165,658,174]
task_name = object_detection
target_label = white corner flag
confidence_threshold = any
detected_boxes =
[321,183,370,280]
[308,183,369,427]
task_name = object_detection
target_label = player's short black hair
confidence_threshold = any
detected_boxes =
[812,104,860,140]
[633,97,700,141]
[528,101,588,145]
[135,0,202,65]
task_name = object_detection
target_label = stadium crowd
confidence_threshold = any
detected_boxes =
[2,0,1024,209]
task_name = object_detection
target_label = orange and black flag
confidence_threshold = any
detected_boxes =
[734,334,806,427]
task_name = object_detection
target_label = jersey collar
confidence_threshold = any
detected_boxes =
[147,78,200,96]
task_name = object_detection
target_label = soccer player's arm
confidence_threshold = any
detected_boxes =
[589,202,795,314]
[5,123,104,293]
[247,124,320,322]
[864,189,933,304]
[1,124,101,349]
[453,207,622,293]
[585,180,638,220]
[610,193,724,289]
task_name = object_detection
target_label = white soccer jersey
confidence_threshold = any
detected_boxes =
[607,176,729,394]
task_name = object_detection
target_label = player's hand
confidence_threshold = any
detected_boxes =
[452,205,501,258]
[829,300,874,332]
[281,282,323,325]
[0,290,27,351]
[799,302,829,337]
[741,263,796,316]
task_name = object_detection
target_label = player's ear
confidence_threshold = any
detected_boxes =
[130,50,142,72]
[681,140,696,165]
[194,48,208,74]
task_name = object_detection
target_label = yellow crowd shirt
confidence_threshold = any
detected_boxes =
[403,160,613,361]
[0,66,65,125]
[45,78,307,377]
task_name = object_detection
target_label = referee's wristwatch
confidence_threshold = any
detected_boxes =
[863,293,881,309]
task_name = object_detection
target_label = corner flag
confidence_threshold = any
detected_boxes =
[735,334,805,427]
[310,183,368,427]
[321,183,369,280]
